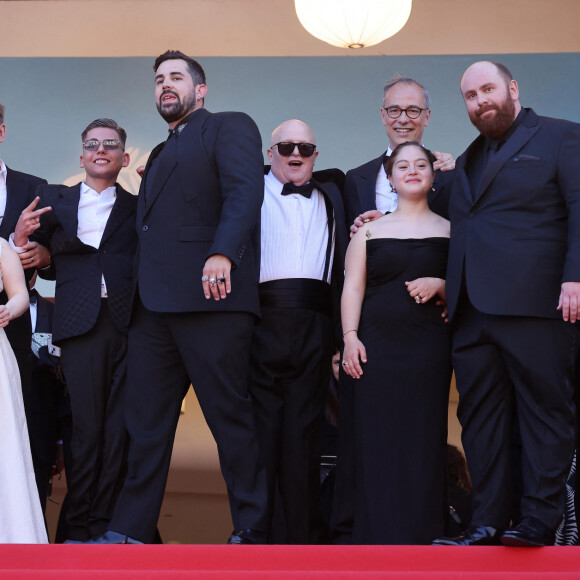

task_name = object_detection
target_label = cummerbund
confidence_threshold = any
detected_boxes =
[259,278,332,316]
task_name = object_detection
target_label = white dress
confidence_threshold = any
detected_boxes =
[0,244,48,543]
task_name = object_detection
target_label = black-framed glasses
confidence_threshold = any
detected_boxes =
[272,142,317,158]
[383,106,427,120]
[83,138,124,151]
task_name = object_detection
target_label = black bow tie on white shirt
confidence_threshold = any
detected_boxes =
[281,181,315,198]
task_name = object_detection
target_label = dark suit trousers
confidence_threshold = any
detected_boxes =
[249,306,333,544]
[452,296,578,531]
[59,300,128,541]
[109,299,268,543]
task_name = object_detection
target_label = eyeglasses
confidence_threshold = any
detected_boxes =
[272,142,317,158]
[82,139,124,151]
[383,106,427,120]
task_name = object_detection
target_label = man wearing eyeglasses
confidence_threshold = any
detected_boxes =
[13,118,137,543]
[332,76,455,544]
[344,75,455,229]
[248,119,348,543]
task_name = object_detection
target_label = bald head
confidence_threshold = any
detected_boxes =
[270,119,316,147]
[267,119,318,187]
[460,61,521,139]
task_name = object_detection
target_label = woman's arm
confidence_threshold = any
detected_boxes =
[0,239,29,327]
[341,229,368,379]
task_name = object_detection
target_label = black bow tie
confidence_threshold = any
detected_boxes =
[281,181,315,198]
[29,289,38,305]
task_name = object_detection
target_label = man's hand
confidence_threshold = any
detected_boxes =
[19,242,51,270]
[432,151,455,172]
[350,210,383,238]
[557,281,580,322]
[202,254,232,301]
[14,197,52,247]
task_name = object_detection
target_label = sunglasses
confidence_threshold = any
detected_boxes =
[83,138,124,151]
[272,142,317,158]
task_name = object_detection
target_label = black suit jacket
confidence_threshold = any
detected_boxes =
[1,168,47,355]
[32,183,138,343]
[136,108,263,316]
[446,108,580,321]
[343,153,452,226]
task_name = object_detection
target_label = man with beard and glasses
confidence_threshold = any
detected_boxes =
[95,50,268,545]
[432,61,580,547]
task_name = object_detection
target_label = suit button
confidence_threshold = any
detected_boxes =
[142,225,149,231]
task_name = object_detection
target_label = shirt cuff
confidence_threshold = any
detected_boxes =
[8,232,29,254]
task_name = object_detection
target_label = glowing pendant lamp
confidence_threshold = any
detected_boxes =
[294,0,412,49]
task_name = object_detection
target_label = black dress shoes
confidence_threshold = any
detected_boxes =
[432,525,502,546]
[89,530,144,544]
[227,529,266,545]
[501,517,555,547]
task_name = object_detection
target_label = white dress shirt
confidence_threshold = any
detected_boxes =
[260,171,334,284]
[0,159,8,226]
[78,182,116,297]
[375,146,398,214]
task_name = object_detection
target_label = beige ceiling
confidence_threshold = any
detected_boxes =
[1,0,579,58]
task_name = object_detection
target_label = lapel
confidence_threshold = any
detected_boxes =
[2,168,22,237]
[34,295,52,333]
[145,138,177,213]
[101,185,135,246]
[354,155,383,211]
[54,184,82,240]
[473,109,540,205]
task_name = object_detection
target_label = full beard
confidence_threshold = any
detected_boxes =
[157,90,197,124]
[470,99,516,139]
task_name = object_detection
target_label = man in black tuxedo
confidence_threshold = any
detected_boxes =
[100,50,268,545]
[433,61,580,547]
[0,100,54,507]
[344,75,455,228]
[250,120,347,544]
[15,118,137,542]
[331,76,456,543]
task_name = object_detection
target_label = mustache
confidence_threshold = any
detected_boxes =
[476,104,497,117]
[160,90,179,102]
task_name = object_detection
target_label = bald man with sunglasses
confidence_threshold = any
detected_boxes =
[248,119,348,544]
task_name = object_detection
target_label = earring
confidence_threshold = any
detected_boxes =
[390,184,397,194]
[432,186,435,192]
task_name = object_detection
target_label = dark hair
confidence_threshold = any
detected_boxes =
[383,74,430,109]
[385,141,435,177]
[447,444,472,493]
[81,118,127,148]
[0,101,5,125]
[490,61,514,86]
[154,50,206,86]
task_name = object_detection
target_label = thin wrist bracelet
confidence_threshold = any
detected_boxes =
[343,329,358,337]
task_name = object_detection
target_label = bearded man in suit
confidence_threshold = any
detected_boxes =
[98,50,268,545]
[14,118,137,542]
[433,61,580,548]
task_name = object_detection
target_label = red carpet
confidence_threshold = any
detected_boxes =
[1,545,580,578]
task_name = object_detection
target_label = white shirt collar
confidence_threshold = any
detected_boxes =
[0,159,6,184]
[80,181,117,198]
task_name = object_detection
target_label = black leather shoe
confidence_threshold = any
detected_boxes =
[433,525,502,546]
[89,530,143,544]
[227,529,266,544]
[501,517,555,547]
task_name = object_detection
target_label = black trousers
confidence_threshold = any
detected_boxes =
[249,305,333,544]
[452,297,578,531]
[60,300,128,541]
[109,299,268,543]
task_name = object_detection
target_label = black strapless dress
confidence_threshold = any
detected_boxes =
[352,237,452,545]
